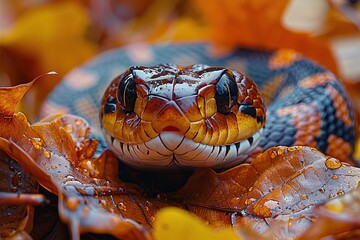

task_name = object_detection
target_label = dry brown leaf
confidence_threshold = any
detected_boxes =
[0,150,39,239]
[1,78,360,239]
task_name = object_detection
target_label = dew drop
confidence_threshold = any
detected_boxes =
[319,188,325,193]
[311,148,318,153]
[300,194,308,200]
[331,175,339,180]
[325,157,342,170]
[66,197,80,211]
[118,202,127,211]
[31,138,43,149]
[288,219,293,227]
[277,148,284,155]
[63,124,75,133]
[337,190,345,196]
[75,119,83,126]
[51,164,57,169]
[244,199,251,205]
[270,151,277,158]
[43,150,51,159]
[287,146,297,152]
[99,199,107,207]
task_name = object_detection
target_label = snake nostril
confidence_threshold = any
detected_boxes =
[163,126,180,132]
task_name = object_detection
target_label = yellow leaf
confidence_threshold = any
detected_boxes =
[153,207,239,240]
[0,1,97,75]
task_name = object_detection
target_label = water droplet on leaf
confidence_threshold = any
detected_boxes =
[325,157,342,170]
[332,175,339,180]
[66,197,80,211]
[300,194,308,200]
[43,150,51,159]
[63,124,75,133]
[118,202,127,211]
[31,138,43,149]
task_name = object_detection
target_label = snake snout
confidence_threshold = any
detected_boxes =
[152,101,191,135]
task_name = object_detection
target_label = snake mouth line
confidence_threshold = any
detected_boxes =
[104,128,264,170]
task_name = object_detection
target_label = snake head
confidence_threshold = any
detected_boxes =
[100,64,265,170]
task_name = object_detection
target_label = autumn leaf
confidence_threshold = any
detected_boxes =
[0,1,98,115]
[153,207,241,240]
[0,150,41,239]
[193,0,360,76]
[1,80,360,239]
[173,146,360,238]
[297,184,360,240]
[0,2,97,75]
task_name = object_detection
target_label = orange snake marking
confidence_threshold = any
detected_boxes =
[326,134,353,163]
[277,104,322,148]
[299,72,334,88]
[325,85,352,127]
[268,49,301,70]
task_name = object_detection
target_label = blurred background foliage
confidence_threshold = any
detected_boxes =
[0,0,359,156]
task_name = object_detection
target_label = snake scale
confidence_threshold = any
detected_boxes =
[40,43,357,169]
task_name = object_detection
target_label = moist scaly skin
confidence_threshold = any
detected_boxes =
[100,64,265,169]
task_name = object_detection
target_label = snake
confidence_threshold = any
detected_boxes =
[40,43,358,170]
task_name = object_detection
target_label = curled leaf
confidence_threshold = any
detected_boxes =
[1,81,360,239]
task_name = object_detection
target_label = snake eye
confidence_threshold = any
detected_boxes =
[214,72,239,114]
[117,72,136,112]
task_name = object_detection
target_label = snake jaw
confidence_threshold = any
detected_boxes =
[104,127,264,170]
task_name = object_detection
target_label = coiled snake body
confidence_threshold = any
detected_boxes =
[41,44,357,169]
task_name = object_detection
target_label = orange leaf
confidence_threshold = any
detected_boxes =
[1,81,360,239]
